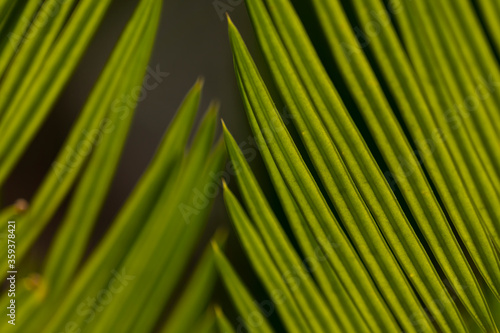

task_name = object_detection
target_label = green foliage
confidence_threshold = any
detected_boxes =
[215,305,235,333]
[1,0,499,332]
[0,0,116,183]
[219,0,500,332]
[161,231,227,333]
[0,0,224,332]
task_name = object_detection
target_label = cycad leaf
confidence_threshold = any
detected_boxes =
[42,0,160,297]
[160,230,227,333]
[0,0,78,119]
[9,0,162,265]
[0,0,41,77]
[224,118,370,332]
[94,108,224,333]
[1,1,225,332]
[476,0,500,56]
[391,0,500,275]
[228,18,401,332]
[222,183,312,333]
[222,123,370,332]
[309,0,498,330]
[243,0,468,331]
[212,240,274,333]
[223,0,500,331]
[215,305,236,333]
[38,78,215,333]
[385,0,500,249]
[0,0,115,184]
[222,122,343,332]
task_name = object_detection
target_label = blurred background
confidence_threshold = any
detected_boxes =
[2,0,296,329]
[4,0,500,330]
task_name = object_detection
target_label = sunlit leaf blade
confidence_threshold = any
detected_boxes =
[476,0,500,56]
[160,231,226,333]
[0,0,78,120]
[91,107,224,333]
[188,308,218,333]
[222,123,369,332]
[389,0,500,255]
[308,0,498,330]
[0,0,115,184]
[228,18,401,332]
[42,1,159,298]
[222,183,314,333]
[9,0,162,266]
[39,77,206,333]
[222,123,343,332]
[212,240,274,333]
[215,305,236,333]
[245,0,470,331]
[0,0,40,78]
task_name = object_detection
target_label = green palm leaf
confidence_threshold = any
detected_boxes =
[161,230,226,333]
[215,306,236,333]
[212,239,274,333]
[1,0,499,332]
[0,0,117,183]
[220,0,500,332]
[0,0,224,332]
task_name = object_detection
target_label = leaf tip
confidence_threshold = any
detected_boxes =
[208,100,221,113]
[225,13,233,25]
[214,304,223,317]
[211,239,222,255]
[212,227,229,246]
[226,14,239,41]
[221,119,231,137]
[194,76,205,90]
[204,101,220,121]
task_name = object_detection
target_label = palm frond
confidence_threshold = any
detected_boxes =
[212,240,274,333]
[0,0,225,331]
[220,0,500,332]
[160,230,226,333]
[215,305,235,333]
[0,0,116,183]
